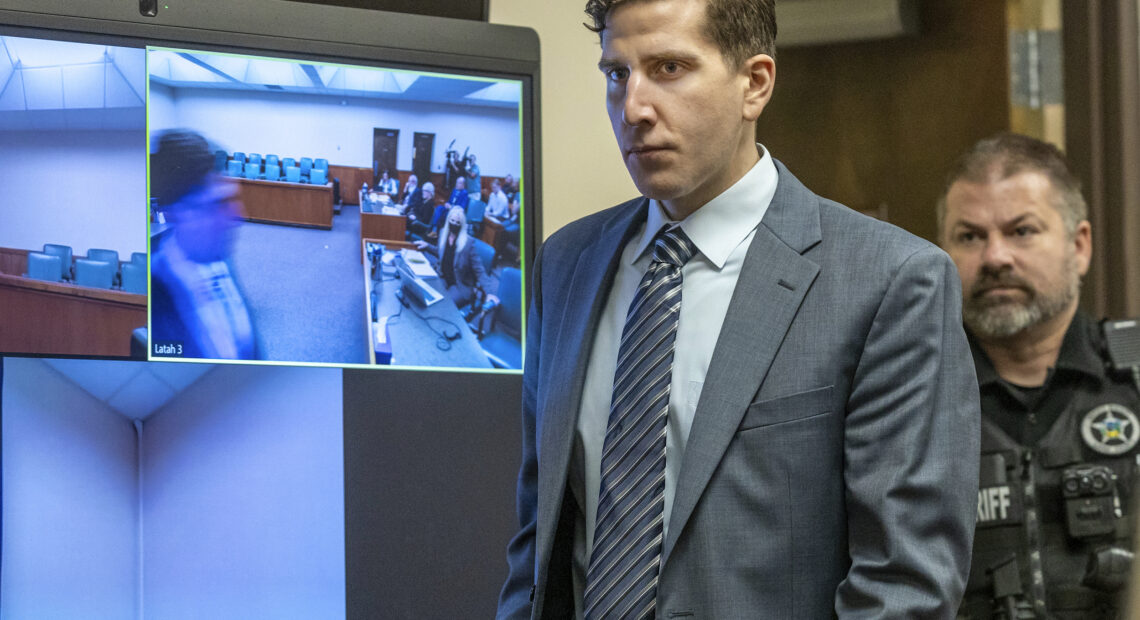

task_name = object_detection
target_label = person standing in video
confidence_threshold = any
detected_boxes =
[149,130,259,360]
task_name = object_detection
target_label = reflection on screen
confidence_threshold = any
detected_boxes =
[147,48,525,371]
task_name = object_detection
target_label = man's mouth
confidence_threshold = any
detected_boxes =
[626,144,671,159]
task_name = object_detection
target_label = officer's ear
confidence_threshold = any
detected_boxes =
[1073,220,1092,277]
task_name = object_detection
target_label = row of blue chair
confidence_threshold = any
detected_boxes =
[26,244,147,293]
[225,160,329,185]
[215,150,329,177]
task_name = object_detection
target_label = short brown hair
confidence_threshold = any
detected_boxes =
[584,0,777,66]
[936,132,1087,240]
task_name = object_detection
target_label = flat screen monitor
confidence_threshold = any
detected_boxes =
[0,2,536,617]
[0,0,539,373]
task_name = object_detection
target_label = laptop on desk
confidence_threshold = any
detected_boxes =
[394,254,444,307]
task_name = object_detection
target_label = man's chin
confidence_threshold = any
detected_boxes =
[964,303,1037,339]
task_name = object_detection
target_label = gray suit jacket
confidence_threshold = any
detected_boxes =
[499,161,980,619]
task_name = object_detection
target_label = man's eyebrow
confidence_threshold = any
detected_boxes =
[597,50,702,71]
[597,58,623,72]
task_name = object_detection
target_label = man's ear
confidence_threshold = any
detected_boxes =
[1073,219,1092,276]
[742,54,775,122]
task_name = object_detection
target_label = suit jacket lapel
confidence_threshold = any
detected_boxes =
[662,161,823,564]
[535,199,648,585]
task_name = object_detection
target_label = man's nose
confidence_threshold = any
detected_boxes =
[981,236,1014,268]
[621,74,656,126]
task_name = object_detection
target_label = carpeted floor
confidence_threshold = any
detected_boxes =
[229,204,369,364]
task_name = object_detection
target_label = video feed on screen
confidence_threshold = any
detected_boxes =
[0,36,148,359]
[147,48,526,371]
[1,357,346,618]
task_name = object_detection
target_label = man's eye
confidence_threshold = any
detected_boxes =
[606,68,629,81]
[1013,226,1036,237]
[661,62,681,74]
[956,231,979,244]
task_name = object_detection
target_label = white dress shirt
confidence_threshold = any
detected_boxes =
[569,146,779,612]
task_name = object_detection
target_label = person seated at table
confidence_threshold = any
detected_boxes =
[149,130,259,360]
[494,198,521,267]
[407,181,438,241]
[414,206,497,309]
[502,173,519,201]
[447,176,470,211]
[378,169,399,197]
[401,174,420,207]
[485,178,509,219]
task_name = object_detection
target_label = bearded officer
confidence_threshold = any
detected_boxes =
[939,132,1140,619]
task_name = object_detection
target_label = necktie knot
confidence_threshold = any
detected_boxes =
[652,226,697,269]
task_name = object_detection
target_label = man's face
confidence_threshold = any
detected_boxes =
[599,0,768,217]
[456,177,466,189]
[408,174,417,187]
[942,170,1091,339]
[172,176,241,263]
[423,187,433,200]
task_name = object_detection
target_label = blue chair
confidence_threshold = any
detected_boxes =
[266,154,279,169]
[249,153,262,168]
[120,262,147,294]
[478,267,522,369]
[310,168,327,185]
[75,258,115,289]
[214,150,228,172]
[264,163,281,181]
[86,248,120,286]
[42,243,73,279]
[282,157,296,169]
[244,162,260,179]
[26,252,62,282]
[131,251,147,267]
[466,199,486,237]
[232,152,246,163]
[472,238,495,275]
[87,248,119,266]
[227,159,243,177]
[314,158,329,171]
[285,166,302,183]
[130,326,148,359]
[299,157,313,177]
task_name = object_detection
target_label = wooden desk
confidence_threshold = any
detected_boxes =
[236,177,333,229]
[329,165,372,205]
[481,216,504,249]
[361,239,491,369]
[0,273,146,357]
[361,211,407,262]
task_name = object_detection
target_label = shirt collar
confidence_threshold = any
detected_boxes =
[629,144,778,268]
[970,311,1106,389]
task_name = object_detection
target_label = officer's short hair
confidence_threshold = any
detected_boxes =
[937,133,1087,241]
[583,0,777,66]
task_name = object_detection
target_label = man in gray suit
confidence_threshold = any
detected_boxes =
[498,0,980,617]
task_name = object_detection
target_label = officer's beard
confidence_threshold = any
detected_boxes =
[963,251,1081,339]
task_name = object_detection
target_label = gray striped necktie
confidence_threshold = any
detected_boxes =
[584,225,697,620]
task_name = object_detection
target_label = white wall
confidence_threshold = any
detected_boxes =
[153,88,521,179]
[490,0,638,238]
[147,82,177,137]
[1,359,140,620]
[140,364,345,620]
[0,130,147,258]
